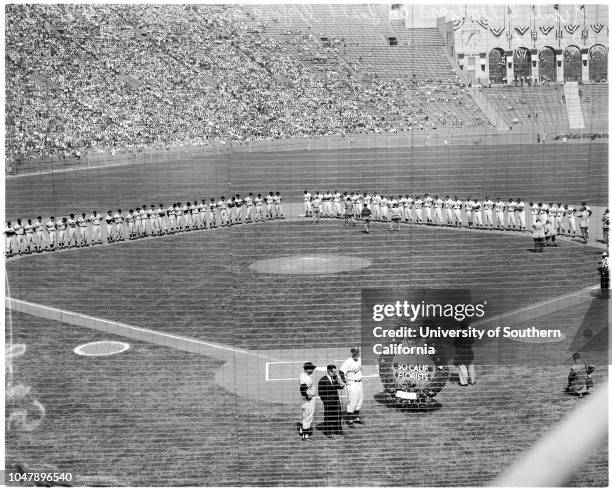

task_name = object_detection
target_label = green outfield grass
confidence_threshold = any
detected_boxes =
[5,305,607,486]
[5,220,603,351]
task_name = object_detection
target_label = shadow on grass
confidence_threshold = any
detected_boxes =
[372,392,443,413]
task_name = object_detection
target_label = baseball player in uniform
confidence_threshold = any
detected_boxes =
[516,198,526,231]
[46,216,57,250]
[414,196,423,223]
[566,206,577,237]
[254,194,264,222]
[5,222,16,256]
[452,196,462,227]
[423,194,433,224]
[265,193,274,220]
[433,195,444,225]
[494,198,505,230]
[322,191,332,218]
[167,204,176,233]
[274,192,283,219]
[126,210,136,239]
[157,204,168,234]
[225,197,234,226]
[372,192,381,221]
[473,198,483,228]
[174,202,183,232]
[57,218,67,249]
[464,198,473,228]
[333,190,342,218]
[66,214,78,248]
[149,205,160,235]
[556,203,565,235]
[303,190,312,217]
[311,194,321,223]
[340,348,364,427]
[189,201,199,230]
[444,196,454,226]
[77,213,88,246]
[113,210,124,241]
[13,219,25,254]
[219,197,230,226]
[244,194,254,223]
[389,202,401,231]
[380,195,389,222]
[197,200,207,229]
[24,219,35,253]
[539,202,549,226]
[579,203,592,241]
[549,202,558,231]
[506,199,517,230]
[235,194,244,224]
[134,207,143,236]
[104,211,114,242]
[483,197,494,229]
[529,202,539,227]
[405,195,414,223]
[34,216,46,252]
[299,362,316,440]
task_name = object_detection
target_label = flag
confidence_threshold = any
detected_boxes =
[508,6,512,15]
[553,4,559,11]
[579,5,585,13]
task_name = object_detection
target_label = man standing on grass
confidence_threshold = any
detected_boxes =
[532,218,545,252]
[340,348,364,427]
[299,362,316,440]
[318,365,345,438]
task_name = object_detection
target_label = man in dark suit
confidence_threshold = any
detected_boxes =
[318,364,345,438]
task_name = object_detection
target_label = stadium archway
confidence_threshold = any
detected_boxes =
[589,44,608,82]
[514,47,532,81]
[488,48,506,83]
[563,45,582,81]
[538,46,556,82]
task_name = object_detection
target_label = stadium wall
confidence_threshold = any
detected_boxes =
[7,129,608,177]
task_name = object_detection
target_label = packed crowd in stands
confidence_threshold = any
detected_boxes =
[6,4,490,163]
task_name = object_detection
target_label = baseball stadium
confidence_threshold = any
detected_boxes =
[3,3,610,487]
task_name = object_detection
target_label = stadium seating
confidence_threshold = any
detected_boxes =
[579,84,609,131]
[482,86,572,131]
[6,4,493,163]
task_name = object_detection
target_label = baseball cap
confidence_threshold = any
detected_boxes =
[351,347,360,355]
[602,252,608,257]
[303,362,316,370]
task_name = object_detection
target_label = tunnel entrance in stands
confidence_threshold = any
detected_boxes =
[538,46,556,82]
[488,48,506,83]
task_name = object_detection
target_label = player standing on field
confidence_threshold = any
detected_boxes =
[303,190,312,217]
[516,198,526,232]
[34,216,46,252]
[5,222,16,256]
[452,196,462,227]
[13,219,25,254]
[24,219,34,254]
[340,348,364,427]
[298,362,316,440]
[483,196,494,230]
[361,203,372,233]
[77,213,88,246]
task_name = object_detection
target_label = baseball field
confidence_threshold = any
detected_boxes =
[5,142,609,486]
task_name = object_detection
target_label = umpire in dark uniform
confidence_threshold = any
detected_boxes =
[318,364,345,437]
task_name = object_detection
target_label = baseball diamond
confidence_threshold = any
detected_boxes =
[4,2,609,488]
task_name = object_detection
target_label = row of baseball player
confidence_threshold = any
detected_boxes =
[303,190,596,235]
[4,192,285,256]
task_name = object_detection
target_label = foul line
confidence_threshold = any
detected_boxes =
[5,297,270,362]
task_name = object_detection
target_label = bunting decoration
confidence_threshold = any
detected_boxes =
[453,17,466,30]
[539,26,554,35]
[490,26,505,37]
[514,26,530,35]
[565,24,580,34]
[591,23,604,33]
[476,18,488,29]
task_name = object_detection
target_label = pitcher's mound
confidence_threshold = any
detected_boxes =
[250,254,371,275]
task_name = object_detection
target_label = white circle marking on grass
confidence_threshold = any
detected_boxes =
[74,340,130,356]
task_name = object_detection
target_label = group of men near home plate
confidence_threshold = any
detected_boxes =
[299,348,363,440]
[4,192,284,256]
[302,190,599,241]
